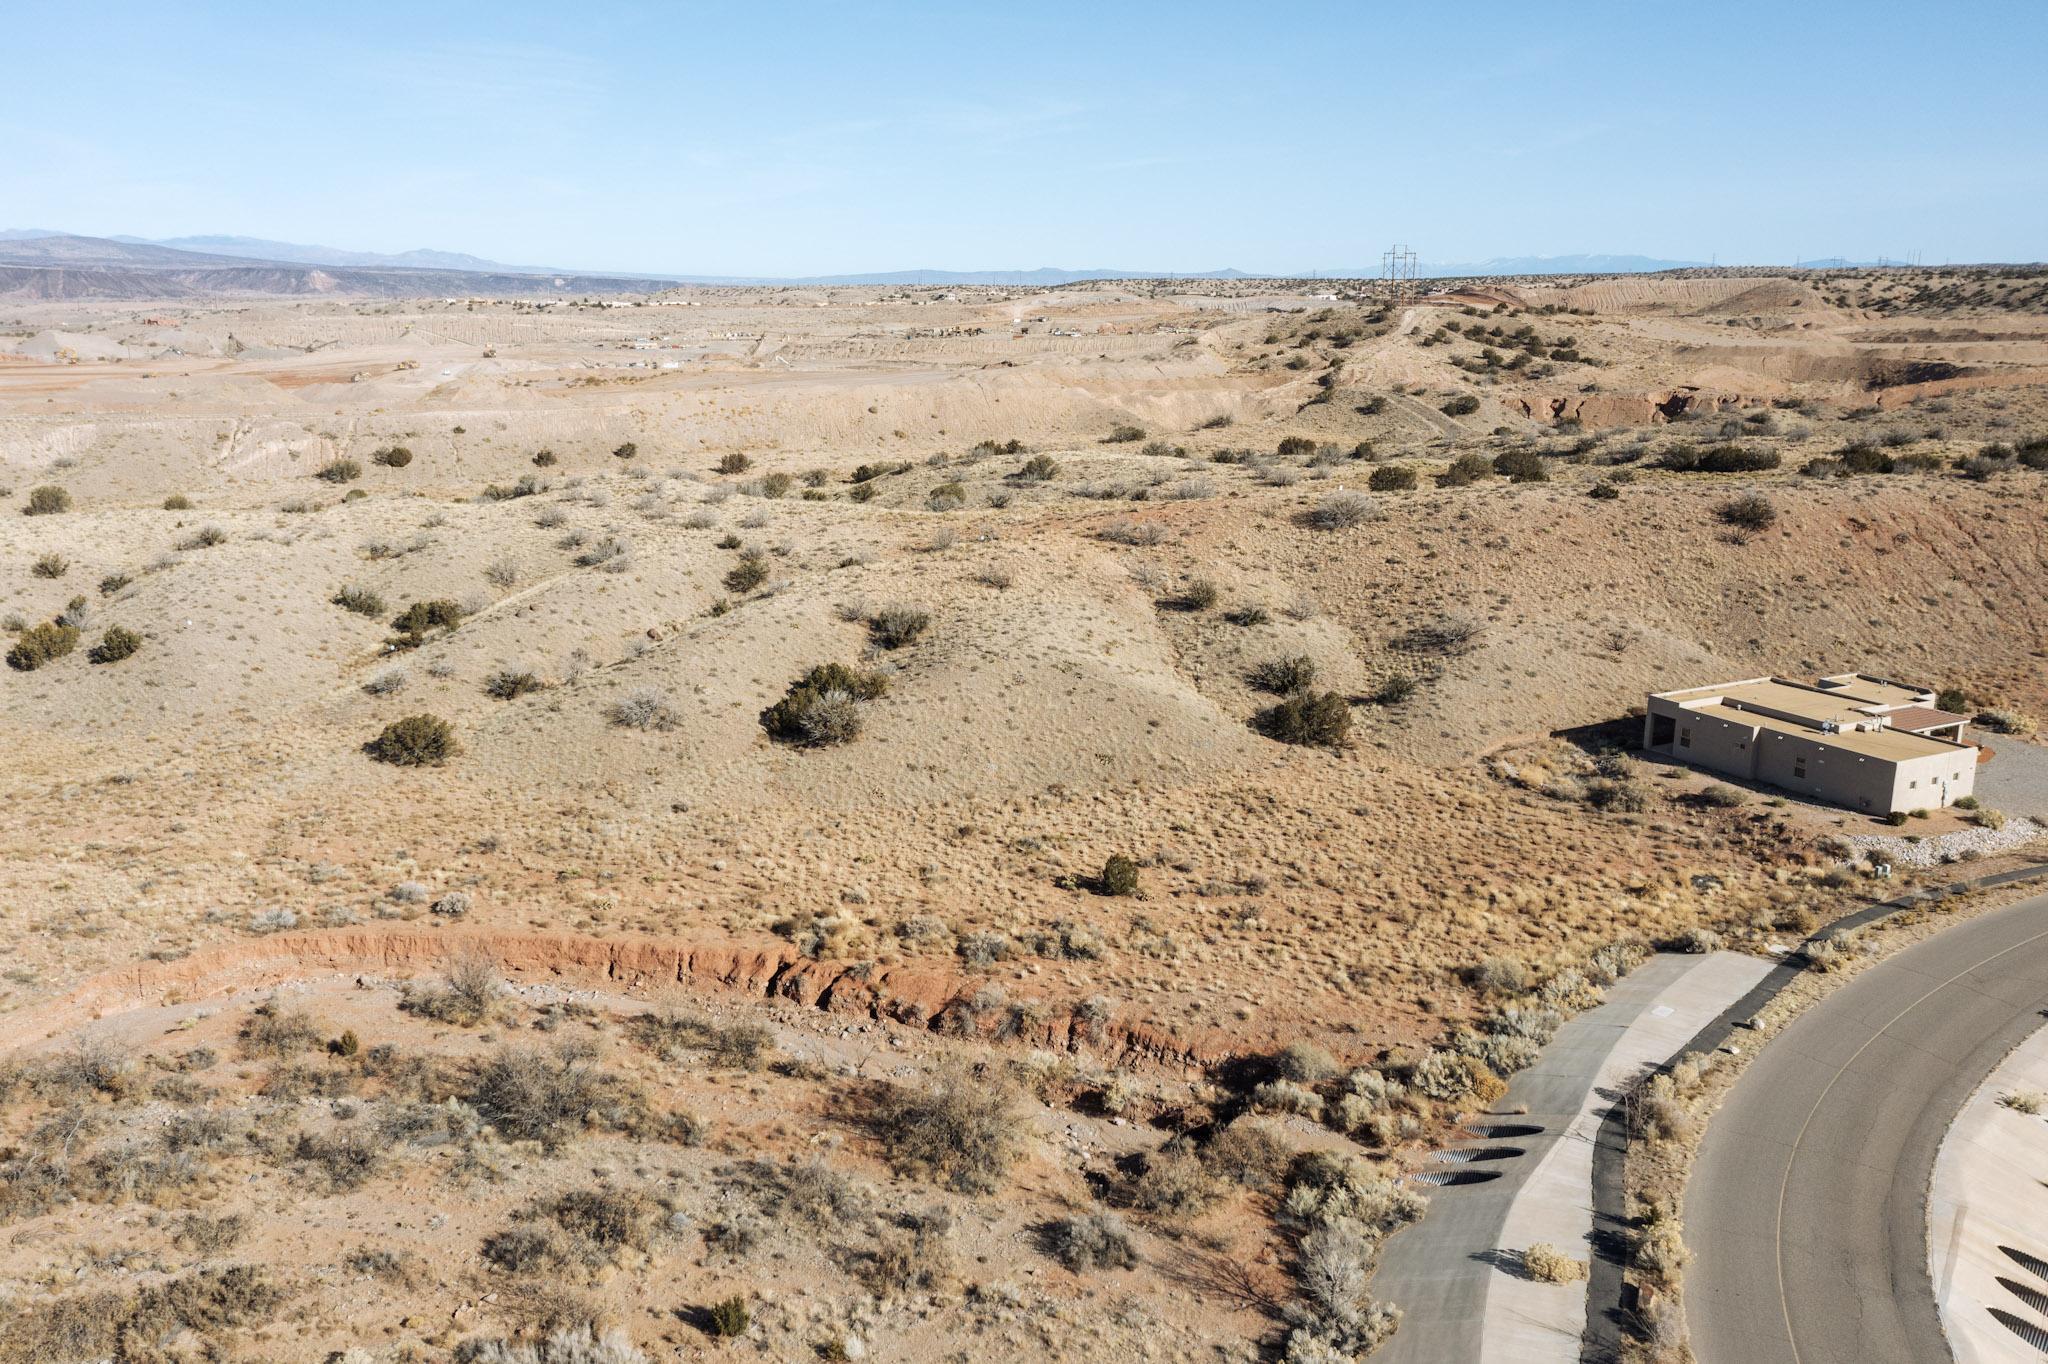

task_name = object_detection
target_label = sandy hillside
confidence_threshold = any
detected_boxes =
[1,269,2045,1362]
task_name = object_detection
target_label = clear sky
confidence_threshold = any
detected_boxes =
[4,0,2042,275]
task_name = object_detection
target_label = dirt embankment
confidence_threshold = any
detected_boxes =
[1,926,1217,1069]
[1508,387,1756,426]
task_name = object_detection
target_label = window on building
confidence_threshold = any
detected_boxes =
[1679,727,1691,749]
[1794,759,1807,779]
[1909,779,1918,789]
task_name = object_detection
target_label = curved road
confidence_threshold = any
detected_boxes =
[1687,890,2048,1364]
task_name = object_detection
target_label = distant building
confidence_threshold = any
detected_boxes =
[1643,674,1976,814]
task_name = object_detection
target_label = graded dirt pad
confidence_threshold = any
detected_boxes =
[0,269,2044,1361]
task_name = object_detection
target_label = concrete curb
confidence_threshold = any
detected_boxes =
[1580,859,2048,1363]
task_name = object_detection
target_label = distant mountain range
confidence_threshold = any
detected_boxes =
[0,233,677,301]
[0,230,1940,301]
[1418,253,1708,277]
[112,235,569,275]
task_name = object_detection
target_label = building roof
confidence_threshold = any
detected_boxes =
[1660,678,1874,727]
[1883,705,1971,733]
[1816,673,1927,708]
[1688,702,1965,762]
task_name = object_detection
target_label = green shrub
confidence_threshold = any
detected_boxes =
[759,471,793,498]
[760,663,888,746]
[23,485,71,515]
[1256,691,1351,747]
[708,1295,751,1338]
[1588,481,1621,500]
[1441,394,1480,416]
[332,585,385,616]
[1698,783,1746,808]
[868,604,931,649]
[372,446,413,468]
[368,714,457,766]
[1103,424,1146,444]
[1180,578,1219,610]
[1277,436,1317,457]
[1493,450,1548,482]
[1438,453,1494,487]
[1657,443,1780,473]
[162,494,193,510]
[612,442,637,460]
[1372,673,1416,704]
[88,626,141,664]
[1018,453,1060,480]
[1101,854,1141,896]
[532,449,558,467]
[316,459,362,484]
[722,549,770,593]
[1368,464,1417,492]
[484,663,545,699]
[31,552,67,579]
[717,452,753,474]
[6,621,79,671]
[1250,655,1316,694]
[391,598,462,638]
[98,572,132,595]
[1716,493,1778,532]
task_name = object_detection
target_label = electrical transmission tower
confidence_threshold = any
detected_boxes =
[1382,244,1418,310]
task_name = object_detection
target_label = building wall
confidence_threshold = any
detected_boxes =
[1647,687,1978,814]
[1644,698,1758,780]
[1889,747,1977,812]
[1751,729,1898,814]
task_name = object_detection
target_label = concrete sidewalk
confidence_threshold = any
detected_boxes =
[1929,1016,2048,1363]
[1371,950,1773,1364]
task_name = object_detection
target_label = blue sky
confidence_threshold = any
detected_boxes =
[3,1,2042,274]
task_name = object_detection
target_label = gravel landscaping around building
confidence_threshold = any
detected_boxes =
[1850,816,2047,869]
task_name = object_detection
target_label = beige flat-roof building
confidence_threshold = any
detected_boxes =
[1644,673,1976,815]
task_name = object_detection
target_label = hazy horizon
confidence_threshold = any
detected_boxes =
[3,0,2043,276]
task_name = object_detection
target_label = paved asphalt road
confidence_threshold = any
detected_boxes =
[1686,890,2048,1364]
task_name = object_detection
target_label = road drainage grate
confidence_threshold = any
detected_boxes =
[1427,1146,1526,1164]
[1991,1307,2048,1352]
[1997,1276,2048,1319]
[1408,1169,1503,1187]
[2002,1245,2048,1284]
[1474,1123,1542,1139]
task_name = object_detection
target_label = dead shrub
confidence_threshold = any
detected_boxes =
[1043,1211,1138,1271]
[862,1210,955,1296]
[238,1000,322,1058]
[402,954,503,1027]
[871,1066,1024,1193]
[1523,1241,1587,1283]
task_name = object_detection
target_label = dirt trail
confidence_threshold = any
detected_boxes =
[0,925,1216,1069]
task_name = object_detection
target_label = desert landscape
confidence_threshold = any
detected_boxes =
[2,255,2046,1363]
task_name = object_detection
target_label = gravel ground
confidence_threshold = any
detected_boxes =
[1971,728,2048,820]
[1850,816,2047,869]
